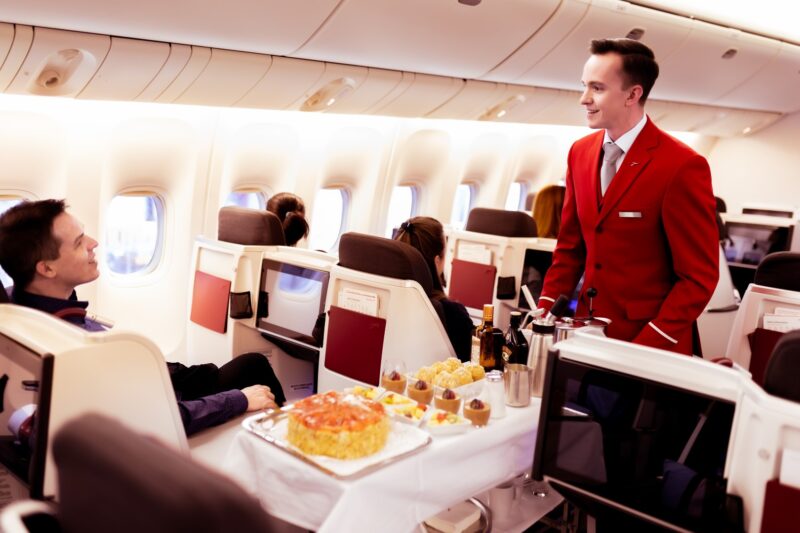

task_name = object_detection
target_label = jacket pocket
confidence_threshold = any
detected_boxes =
[626,299,663,321]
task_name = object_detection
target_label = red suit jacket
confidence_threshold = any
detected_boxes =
[540,118,719,354]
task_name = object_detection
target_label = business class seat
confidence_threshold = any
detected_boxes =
[697,245,740,357]
[317,232,455,392]
[445,207,540,331]
[0,305,186,501]
[217,206,286,246]
[763,330,800,403]
[0,413,276,533]
[754,252,800,292]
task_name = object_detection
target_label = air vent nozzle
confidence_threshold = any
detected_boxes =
[626,28,646,41]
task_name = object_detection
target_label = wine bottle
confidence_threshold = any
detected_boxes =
[503,311,529,365]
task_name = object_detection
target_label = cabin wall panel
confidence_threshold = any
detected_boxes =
[0,25,32,92]
[174,48,272,107]
[79,37,170,101]
[0,23,14,68]
[707,111,800,216]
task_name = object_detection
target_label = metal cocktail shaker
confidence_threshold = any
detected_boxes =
[527,320,555,398]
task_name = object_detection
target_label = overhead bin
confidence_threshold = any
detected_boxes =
[174,49,271,106]
[528,90,586,127]
[235,56,325,110]
[0,0,343,58]
[655,22,779,105]
[370,73,464,118]
[714,41,800,113]
[294,0,560,79]
[426,80,507,120]
[286,62,368,112]
[508,0,691,90]
[5,27,109,97]
[0,23,14,70]
[79,37,169,101]
[155,46,211,103]
[471,85,562,124]
[136,44,191,102]
[321,67,405,115]
[0,24,31,92]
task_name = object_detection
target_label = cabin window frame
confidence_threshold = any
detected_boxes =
[384,183,420,238]
[0,193,29,289]
[224,187,270,210]
[505,181,529,212]
[307,186,350,253]
[103,190,166,280]
[450,181,478,231]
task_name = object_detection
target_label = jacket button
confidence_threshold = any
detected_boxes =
[595,263,602,269]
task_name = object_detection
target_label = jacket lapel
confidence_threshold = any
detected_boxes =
[596,119,659,226]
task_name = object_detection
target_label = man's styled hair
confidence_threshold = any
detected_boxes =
[0,199,67,289]
[590,38,659,104]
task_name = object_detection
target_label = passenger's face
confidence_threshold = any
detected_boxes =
[579,53,639,136]
[47,212,100,288]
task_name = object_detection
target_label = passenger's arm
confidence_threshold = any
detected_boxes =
[178,390,248,436]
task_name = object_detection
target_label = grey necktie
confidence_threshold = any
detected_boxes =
[600,142,624,195]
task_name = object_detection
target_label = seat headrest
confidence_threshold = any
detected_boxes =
[338,232,433,296]
[465,207,537,238]
[754,252,800,292]
[764,330,800,403]
[54,413,273,533]
[218,206,285,246]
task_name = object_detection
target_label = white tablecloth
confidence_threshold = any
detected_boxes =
[223,400,543,533]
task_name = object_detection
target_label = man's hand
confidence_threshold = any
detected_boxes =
[241,385,278,411]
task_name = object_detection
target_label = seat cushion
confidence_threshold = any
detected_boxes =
[465,207,537,238]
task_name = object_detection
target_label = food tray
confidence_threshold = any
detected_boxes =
[243,409,432,479]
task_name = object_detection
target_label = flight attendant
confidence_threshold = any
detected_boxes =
[538,38,719,355]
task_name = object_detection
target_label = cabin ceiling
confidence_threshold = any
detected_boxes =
[0,0,798,135]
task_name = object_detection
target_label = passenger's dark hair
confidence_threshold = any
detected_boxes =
[266,192,309,247]
[532,185,566,239]
[394,216,447,299]
[0,199,67,289]
[590,38,659,104]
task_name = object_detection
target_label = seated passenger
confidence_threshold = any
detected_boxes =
[394,216,473,362]
[0,200,286,436]
[531,184,566,239]
[266,192,309,247]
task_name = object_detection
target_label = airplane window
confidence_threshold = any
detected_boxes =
[450,183,476,230]
[0,198,23,288]
[307,187,348,252]
[384,185,418,238]
[224,190,267,210]
[504,182,528,211]
[104,194,164,276]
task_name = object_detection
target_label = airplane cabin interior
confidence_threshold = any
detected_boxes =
[0,0,800,531]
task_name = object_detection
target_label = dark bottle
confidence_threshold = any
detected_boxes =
[503,311,529,365]
[478,304,498,372]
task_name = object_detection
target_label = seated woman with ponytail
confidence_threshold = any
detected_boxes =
[266,192,310,246]
[394,217,473,362]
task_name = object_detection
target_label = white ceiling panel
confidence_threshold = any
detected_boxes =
[295,0,560,79]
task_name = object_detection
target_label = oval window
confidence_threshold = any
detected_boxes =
[307,188,348,252]
[450,183,476,230]
[385,185,418,238]
[225,190,267,210]
[0,197,23,288]
[504,182,528,211]
[104,194,164,275]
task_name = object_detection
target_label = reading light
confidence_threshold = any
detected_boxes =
[742,126,752,135]
[301,78,356,112]
[479,94,526,121]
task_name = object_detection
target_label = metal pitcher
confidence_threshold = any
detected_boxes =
[526,320,555,398]
[553,316,611,344]
[504,363,534,407]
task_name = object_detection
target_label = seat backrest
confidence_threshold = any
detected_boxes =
[725,284,800,370]
[754,252,800,292]
[338,232,434,296]
[465,207,537,238]
[53,413,274,533]
[763,330,800,403]
[318,233,454,391]
[218,206,285,246]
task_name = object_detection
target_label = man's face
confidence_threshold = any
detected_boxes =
[47,212,99,288]
[579,53,638,135]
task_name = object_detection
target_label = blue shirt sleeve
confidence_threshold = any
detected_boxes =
[178,390,248,436]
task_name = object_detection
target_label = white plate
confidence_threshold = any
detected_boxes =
[385,402,432,426]
[424,409,471,436]
[408,375,485,400]
[244,411,431,479]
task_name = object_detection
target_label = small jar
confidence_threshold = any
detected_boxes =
[486,371,506,419]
